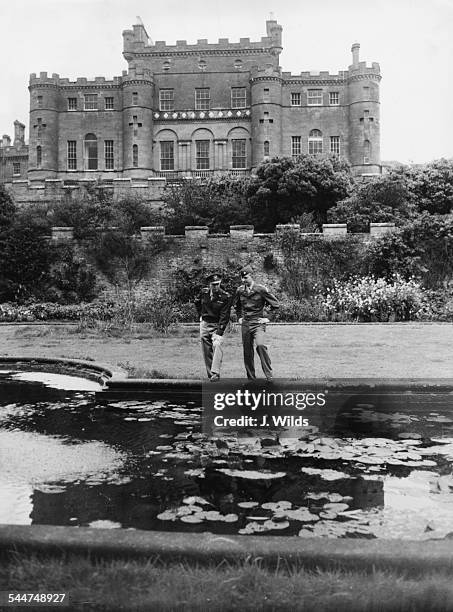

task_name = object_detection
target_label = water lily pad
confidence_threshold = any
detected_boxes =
[218,469,286,480]
[183,496,211,506]
[222,513,239,523]
[238,501,259,509]
[261,501,292,511]
[157,510,178,521]
[398,432,422,439]
[180,514,204,524]
[323,502,349,513]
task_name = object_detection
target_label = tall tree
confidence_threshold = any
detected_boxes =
[247,155,354,232]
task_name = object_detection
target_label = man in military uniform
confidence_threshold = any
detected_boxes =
[194,272,231,381]
[234,265,279,380]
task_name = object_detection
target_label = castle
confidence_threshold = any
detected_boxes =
[0,18,381,203]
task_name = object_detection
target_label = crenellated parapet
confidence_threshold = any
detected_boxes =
[49,223,396,241]
[29,72,124,91]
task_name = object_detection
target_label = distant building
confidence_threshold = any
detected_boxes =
[1,18,381,195]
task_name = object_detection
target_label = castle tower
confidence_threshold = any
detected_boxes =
[250,65,283,167]
[121,66,154,178]
[347,44,381,174]
[28,72,59,179]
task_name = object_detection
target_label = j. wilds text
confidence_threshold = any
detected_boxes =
[214,414,310,427]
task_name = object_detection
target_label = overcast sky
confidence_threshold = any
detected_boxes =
[1,0,452,163]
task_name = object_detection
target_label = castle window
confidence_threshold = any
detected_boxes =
[231,88,246,109]
[160,141,175,171]
[162,60,171,72]
[67,141,77,170]
[159,89,174,111]
[330,136,340,155]
[291,136,301,157]
[37,96,43,108]
[307,89,323,106]
[196,140,210,169]
[132,91,139,105]
[104,140,114,170]
[364,140,371,164]
[198,59,207,71]
[308,129,323,154]
[13,162,20,175]
[329,92,339,105]
[363,86,370,98]
[84,133,98,169]
[263,88,270,103]
[105,97,114,110]
[291,92,301,106]
[264,141,270,157]
[232,139,246,169]
[195,88,210,110]
[132,144,138,167]
[68,98,77,111]
[84,94,98,110]
[234,59,242,70]
[36,146,42,167]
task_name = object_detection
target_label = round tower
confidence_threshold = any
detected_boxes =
[250,65,283,168]
[121,66,154,178]
[28,72,59,179]
[347,44,381,175]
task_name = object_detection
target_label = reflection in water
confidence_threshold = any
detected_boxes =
[1,371,453,538]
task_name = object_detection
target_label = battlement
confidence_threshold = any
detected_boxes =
[281,70,347,82]
[123,19,283,56]
[348,61,381,74]
[29,72,123,87]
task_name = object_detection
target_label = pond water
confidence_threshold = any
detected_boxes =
[1,370,453,539]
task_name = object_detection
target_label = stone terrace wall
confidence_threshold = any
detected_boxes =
[51,223,396,292]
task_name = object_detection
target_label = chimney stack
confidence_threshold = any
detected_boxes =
[351,43,360,67]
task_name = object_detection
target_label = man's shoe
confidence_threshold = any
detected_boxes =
[210,373,220,382]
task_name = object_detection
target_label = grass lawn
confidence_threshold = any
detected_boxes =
[0,322,452,379]
[2,553,453,611]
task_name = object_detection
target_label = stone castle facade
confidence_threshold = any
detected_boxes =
[0,18,381,199]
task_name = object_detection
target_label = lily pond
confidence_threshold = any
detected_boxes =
[2,370,453,540]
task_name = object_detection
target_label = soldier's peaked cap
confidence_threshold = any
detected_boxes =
[240,265,253,277]
[206,272,222,283]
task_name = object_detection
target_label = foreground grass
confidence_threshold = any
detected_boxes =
[2,553,453,611]
[2,322,453,379]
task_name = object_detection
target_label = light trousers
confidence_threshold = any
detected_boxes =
[200,320,225,377]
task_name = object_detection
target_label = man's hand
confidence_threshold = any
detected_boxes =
[212,332,223,347]
[258,317,269,324]
[238,317,243,324]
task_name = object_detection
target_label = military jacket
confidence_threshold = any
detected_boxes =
[194,287,231,335]
[234,283,279,321]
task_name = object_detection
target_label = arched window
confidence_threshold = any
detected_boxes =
[84,133,98,170]
[132,144,138,168]
[264,141,270,157]
[364,140,371,164]
[36,146,42,167]
[308,129,323,155]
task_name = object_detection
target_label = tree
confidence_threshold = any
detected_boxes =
[247,155,354,232]
[328,173,414,232]
[403,159,453,215]
[162,176,252,233]
[0,216,53,302]
[0,185,16,230]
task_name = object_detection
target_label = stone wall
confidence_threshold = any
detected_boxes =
[50,222,396,291]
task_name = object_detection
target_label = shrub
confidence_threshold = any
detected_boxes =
[273,296,328,322]
[319,275,431,322]
[276,229,365,299]
[363,213,453,289]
